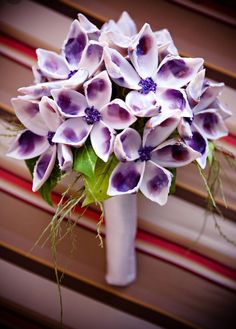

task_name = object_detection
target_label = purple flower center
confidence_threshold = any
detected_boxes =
[138,77,157,94]
[68,70,78,79]
[47,131,55,145]
[138,146,153,162]
[83,106,101,125]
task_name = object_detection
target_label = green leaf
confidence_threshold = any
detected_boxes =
[25,157,38,176]
[73,143,98,177]
[168,168,176,194]
[25,157,62,206]
[82,154,118,206]
[207,141,215,166]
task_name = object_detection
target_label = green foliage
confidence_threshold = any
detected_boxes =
[168,168,176,194]
[207,141,215,166]
[25,157,62,206]
[73,143,97,177]
[82,154,119,206]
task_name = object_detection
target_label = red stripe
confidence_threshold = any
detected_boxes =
[222,133,236,146]
[0,33,36,59]
[137,230,236,280]
[1,166,236,285]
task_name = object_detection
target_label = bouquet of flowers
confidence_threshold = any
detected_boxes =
[7,11,231,285]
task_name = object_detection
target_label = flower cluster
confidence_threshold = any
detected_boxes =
[8,12,231,206]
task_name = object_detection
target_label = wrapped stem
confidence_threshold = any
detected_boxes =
[104,194,137,286]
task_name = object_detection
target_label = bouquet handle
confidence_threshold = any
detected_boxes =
[104,194,137,286]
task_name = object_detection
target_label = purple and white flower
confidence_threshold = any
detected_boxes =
[179,70,230,168]
[51,71,136,162]
[108,110,200,205]
[18,17,103,100]
[8,97,73,191]
[100,11,137,54]
[104,23,203,118]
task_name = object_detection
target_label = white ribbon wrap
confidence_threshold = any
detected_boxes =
[104,194,137,286]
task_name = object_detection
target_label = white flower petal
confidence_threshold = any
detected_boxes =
[103,47,140,89]
[62,19,88,69]
[193,82,225,114]
[151,138,201,167]
[7,130,49,160]
[36,48,70,79]
[32,146,57,192]
[155,29,178,59]
[194,109,228,140]
[52,118,91,146]
[11,98,48,136]
[57,144,73,172]
[144,110,181,147]
[18,69,88,99]
[51,88,87,117]
[90,121,115,162]
[177,118,193,139]
[129,23,158,79]
[156,55,204,89]
[126,90,160,117]
[210,99,232,120]
[78,13,100,40]
[84,70,112,109]
[101,99,136,129]
[79,41,103,76]
[140,161,172,205]
[186,69,205,103]
[39,96,63,132]
[108,161,145,196]
[100,31,131,52]
[184,124,208,169]
[114,128,141,162]
[156,87,192,117]
[117,11,137,37]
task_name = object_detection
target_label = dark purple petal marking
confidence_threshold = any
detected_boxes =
[65,34,86,64]
[156,144,190,161]
[147,167,169,193]
[112,169,140,192]
[83,106,101,125]
[87,78,106,100]
[25,103,39,117]
[111,54,121,67]
[187,131,206,155]
[18,131,44,156]
[36,154,51,179]
[47,131,55,146]
[138,77,157,94]
[62,128,78,142]
[113,77,125,85]
[171,144,189,161]
[107,103,130,121]
[164,89,186,110]
[199,112,218,134]
[158,59,189,78]
[136,35,152,56]
[138,146,153,162]
[87,44,103,59]
[57,93,79,115]
[102,127,111,154]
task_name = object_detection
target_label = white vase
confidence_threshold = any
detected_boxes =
[104,194,137,286]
